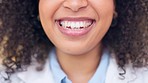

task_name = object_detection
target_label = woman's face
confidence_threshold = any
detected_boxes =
[39,0,114,55]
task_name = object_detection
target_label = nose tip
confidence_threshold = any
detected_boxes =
[63,0,88,12]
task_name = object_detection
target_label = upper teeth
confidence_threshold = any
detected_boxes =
[59,21,92,30]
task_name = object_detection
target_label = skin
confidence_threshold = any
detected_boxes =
[0,58,2,64]
[39,0,114,83]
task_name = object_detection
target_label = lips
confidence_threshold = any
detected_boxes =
[55,18,95,36]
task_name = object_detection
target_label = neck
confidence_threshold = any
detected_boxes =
[56,44,103,83]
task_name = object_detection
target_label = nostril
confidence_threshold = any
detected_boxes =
[63,0,88,12]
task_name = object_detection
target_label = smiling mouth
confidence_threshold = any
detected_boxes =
[55,18,96,36]
[57,20,94,30]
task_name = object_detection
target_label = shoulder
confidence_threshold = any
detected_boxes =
[0,59,55,83]
[0,65,23,83]
[106,55,148,83]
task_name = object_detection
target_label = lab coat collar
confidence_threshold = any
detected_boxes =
[17,59,55,83]
[16,54,148,83]
[105,55,148,83]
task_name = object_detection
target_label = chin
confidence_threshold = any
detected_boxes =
[59,46,91,56]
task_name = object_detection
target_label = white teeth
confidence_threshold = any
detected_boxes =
[59,21,92,30]
[76,22,79,28]
[71,22,75,29]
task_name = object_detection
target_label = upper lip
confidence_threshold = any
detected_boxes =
[55,17,96,21]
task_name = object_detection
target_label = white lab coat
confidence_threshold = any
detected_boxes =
[1,56,148,83]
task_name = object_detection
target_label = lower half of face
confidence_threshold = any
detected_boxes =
[39,0,114,55]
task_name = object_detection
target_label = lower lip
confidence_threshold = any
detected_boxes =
[56,21,95,37]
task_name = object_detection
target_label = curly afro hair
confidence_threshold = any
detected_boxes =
[0,0,148,78]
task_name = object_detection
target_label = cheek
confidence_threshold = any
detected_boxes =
[90,0,114,16]
[92,0,114,29]
[39,0,58,43]
[88,0,114,45]
[39,0,64,37]
[39,0,64,20]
